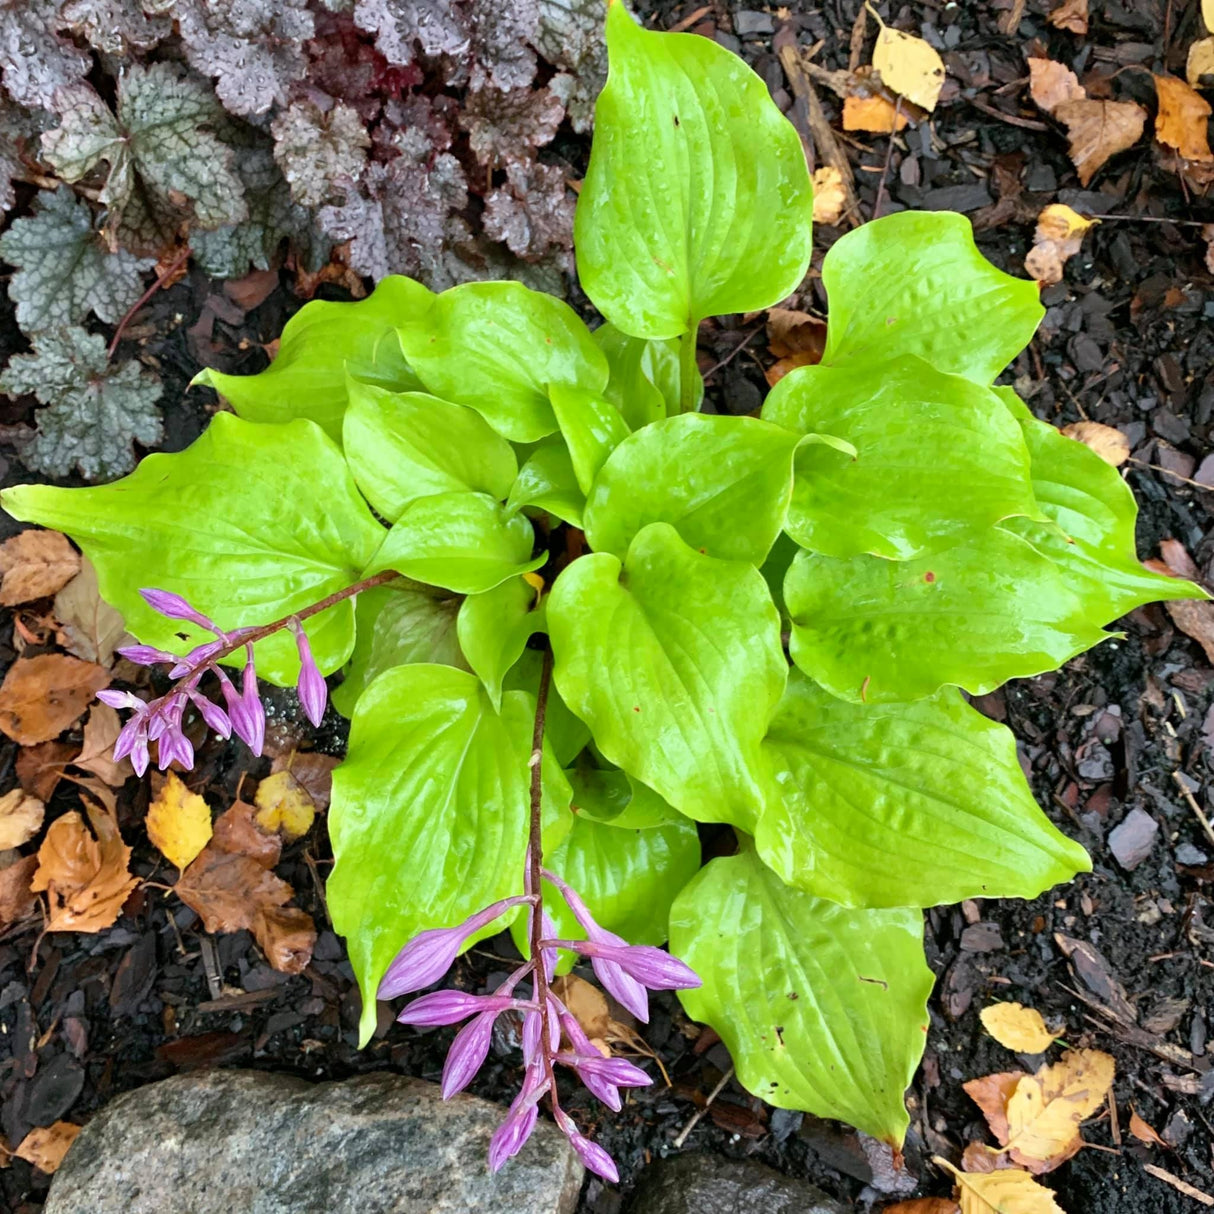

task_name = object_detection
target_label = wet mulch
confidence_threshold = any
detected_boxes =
[2,1,1214,1211]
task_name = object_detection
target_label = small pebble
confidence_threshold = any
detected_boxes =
[1107,807,1159,871]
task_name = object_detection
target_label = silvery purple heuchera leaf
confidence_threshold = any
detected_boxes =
[0,0,90,110]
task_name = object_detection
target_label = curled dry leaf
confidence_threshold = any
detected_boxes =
[211,800,281,869]
[1028,59,1085,114]
[1154,75,1214,164]
[14,1121,81,1174]
[842,94,909,133]
[935,1158,1065,1214]
[0,852,39,930]
[1024,205,1098,286]
[1054,99,1147,186]
[31,798,138,932]
[812,167,847,225]
[0,789,44,850]
[980,1002,1064,1054]
[253,904,316,974]
[1004,1048,1116,1169]
[1129,1109,1167,1147]
[0,654,109,746]
[868,8,946,112]
[0,530,79,606]
[1047,0,1088,34]
[253,769,316,841]
[175,844,291,934]
[146,771,213,870]
[72,704,132,787]
[1061,421,1130,468]
[765,307,827,387]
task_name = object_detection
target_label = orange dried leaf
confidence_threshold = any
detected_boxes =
[1054,98,1147,186]
[1154,75,1214,163]
[1047,0,1088,34]
[843,94,910,133]
[1028,58,1086,114]
[1061,421,1130,467]
[253,904,317,974]
[1024,205,1098,286]
[552,973,611,1043]
[72,704,132,787]
[176,844,292,933]
[16,739,77,801]
[1129,1109,1167,1147]
[980,1002,1064,1053]
[14,1121,81,1174]
[964,1070,1025,1143]
[146,771,213,870]
[0,788,44,850]
[0,853,38,930]
[885,1201,962,1214]
[211,800,281,869]
[0,530,79,607]
[254,770,316,841]
[271,751,339,811]
[0,655,109,745]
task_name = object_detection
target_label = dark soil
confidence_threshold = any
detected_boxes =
[2,1,1213,1212]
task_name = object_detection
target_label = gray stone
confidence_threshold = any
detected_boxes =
[624,1154,848,1214]
[1108,807,1159,871]
[46,1070,582,1214]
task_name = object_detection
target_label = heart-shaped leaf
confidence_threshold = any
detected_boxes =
[457,576,545,709]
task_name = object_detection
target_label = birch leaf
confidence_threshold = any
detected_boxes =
[980,1003,1063,1054]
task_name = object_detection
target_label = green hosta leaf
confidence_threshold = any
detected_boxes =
[584,414,799,564]
[820,212,1043,385]
[193,276,431,443]
[574,1,813,338]
[549,522,786,829]
[998,389,1208,620]
[331,579,464,717]
[757,669,1091,908]
[593,323,670,429]
[457,577,545,709]
[1,414,384,684]
[42,65,247,256]
[365,491,544,594]
[0,187,154,333]
[0,327,163,482]
[507,443,586,528]
[549,384,631,495]
[328,664,572,1046]
[763,357,1040,560]
[567,764,683,830]
[344,381,518,524]
[506,649,592,767]
[786,531,1110,703]
[670,847,933,1144]
[396,281,608,443]
[511,812,701,973]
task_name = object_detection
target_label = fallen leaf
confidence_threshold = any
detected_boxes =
[1206,0,1214,29]
[254,770,316,841]
[885,1201,961,1214]
[52,558,130,666]
[16,739,78,801]
[14,1121,81,1174]
[869,9,946,111]
[1129,1109,1167,1147]
[146,771,213,870]
[211,800,281,869]
[1047,0,1088,34]
[0,789,44,850]
[961,1141,1009,1174]
[980,1003,1064,1053]
[31,798,138,932]
[964,1071,1025,1143]
[812,166,847,225]
[72,704,132,787]
[0,530,79,606]
[1154,75,1214,163]
[0,654,109,745]
[553,973,611,1043]
[1061,421,1130,467]
[936,1158,1065,1214]
[1004,1048,1115,1167]
[176,844,291,934]
[1054,98,1147,186]
[271,751,338,812]
[1028,58,1085,114]
[253,904,316,974]
[1158,538,1201,581]
[842,94,910,133]
[1188,38,1214,89]
[1025,204,1098,286]
[0,852,39,930]
[766,308,828,360]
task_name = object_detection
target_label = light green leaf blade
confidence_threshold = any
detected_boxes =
[1,413,384,683]
[457,576,545,709]
[192,276,433,442]
[593,322,671,429]
[343,380,518,524]
[549,522,786,829]
[575,1,813,338]
[506,441,586,528]
[764,357,1040,559]
[549,383,631,495]
[331,579,465,717]
[786,530,1110,703]
[757,669,1091,907]
[997,388,1208,620]
[670,847,933,1144]
[511,812,701,973]
[364,491,543,594]
[328,664,570,1046]
[820,212,1043,385]
[396,281,608,443]
[584,413,800,564]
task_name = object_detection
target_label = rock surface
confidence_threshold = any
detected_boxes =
[624,1153,850,1214]
[45,1070,582,1214]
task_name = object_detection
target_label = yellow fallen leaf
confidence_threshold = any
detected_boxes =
[867,4,946,112]
[1206,0,1214,32]
[254,769,316,841]
[1188,37,1214,88]
[1155,74,1214,163]
[0,788,44,850]
[1005,1048,1115,1163]
[936,1158,1065,1214]
[1024,205,1098,287]
[146,771,213,870]
[812,167,846,225]
[980,1002,1063,1054]
[15,1121,81,1173]
[1061,420,1130,467]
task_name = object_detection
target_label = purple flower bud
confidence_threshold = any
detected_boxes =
[488,1066,548,1172]
[187,687,232,739]
[113,714,150,776]
[378,894,536,999]
[290,618,327,727]
[557,1049,651,1111]
[156,726,194,772]
[521,993,560,1067]
[218,650,266,756]
[168,638,228,678]
[441,1012,496,1099]
[554,1109,618,1184]
[97,689,144,711]
[554,939,701,993]
[117,644,180,667]
[140,588,220,633]
[397,991,530,1027]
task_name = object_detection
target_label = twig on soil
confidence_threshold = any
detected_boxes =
[1083,212,1210,228]
[1065,983,1200,1071]
[668,5,711,32]
[1172,771,1214,850]
[1128,457,1212,493]
[107,245,192,359]
[1107,1087,1121,1146]
[672,1064,735,1149]
[701,326,763,382]
[872,96,902,221]
[966,97,1050,131]
[1143,1164,1214,1206]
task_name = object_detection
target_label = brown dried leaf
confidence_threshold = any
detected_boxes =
[766,308,828,361]
[253,904,316,974]
[14,1121,81,1174]
[1129,1109,1167,1147]
[253,770,316,842]
[0,789,44,850]
[812,166,847,225]
[31,799,137,932]
[147,771,213,870]
[72,704,132,787]
[980,1002,1063,1053]
[1025,204,1097,286]
[211,800,281,869]
[885,1201,961,1214]
[1061,421,1130,467]
[53,558,130,667]
[1154,75,1214,164]
[964,1070,1025,1144]
[0,852,39,930]
[842,94,910,133]
[271,752,338,812]
[1166,599,1214,663]
[1047,0,1088,34]
[0,530,79,606]
[1004,1049,1115,1168]
[0,655,109,745]
[17,739,78,801]
[1054,99,1147,186]
[1028,58,1085,114]
[552,973,610,1042]
[175,844,291,933]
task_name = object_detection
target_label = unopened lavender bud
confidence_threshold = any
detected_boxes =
[554,1109,619,1184]
[139,588,220,632]
[117,644,179,667]
[187,688,232,739]
[290,618,327,727]
[397,990,527,1027]
[441,1012,496,1099]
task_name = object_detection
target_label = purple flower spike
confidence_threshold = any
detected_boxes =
[378,894,535,999]
[397,991,531,1027]
[555,1108,619,1184]
[290,618,327,727]
[140,588,220,633]
[441,1013,497,1099]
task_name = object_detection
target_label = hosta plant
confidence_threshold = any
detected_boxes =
[2,0,1204,1179]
